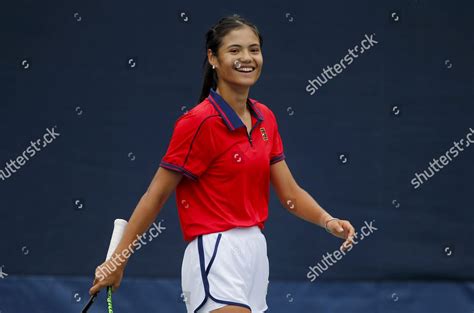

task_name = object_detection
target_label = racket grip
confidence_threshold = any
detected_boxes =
[106,219,128,261]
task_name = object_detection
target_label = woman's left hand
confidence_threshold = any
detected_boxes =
[325,219,355,251]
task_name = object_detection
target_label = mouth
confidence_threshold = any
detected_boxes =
[234,66,256,73]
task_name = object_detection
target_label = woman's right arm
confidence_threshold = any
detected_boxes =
[89,166,183,295]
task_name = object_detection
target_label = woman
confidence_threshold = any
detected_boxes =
[89,15,355,313]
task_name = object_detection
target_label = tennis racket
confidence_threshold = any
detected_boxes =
[82,219,128,313]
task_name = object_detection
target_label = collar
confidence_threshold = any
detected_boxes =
[207,88,264,131]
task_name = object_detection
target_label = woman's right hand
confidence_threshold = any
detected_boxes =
[86,167,182,296]
[89,258,125,295]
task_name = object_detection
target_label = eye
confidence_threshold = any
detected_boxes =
[229,49,239,54]
[251,48,260,53]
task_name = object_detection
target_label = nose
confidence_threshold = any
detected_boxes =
[239,49,252,62]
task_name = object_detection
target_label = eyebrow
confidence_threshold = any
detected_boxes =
[225,44,260,49]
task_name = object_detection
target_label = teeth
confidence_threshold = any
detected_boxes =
[237,67,254,72]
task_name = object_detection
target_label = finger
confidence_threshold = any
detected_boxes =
[89,285,101,296]
[338,221,351,238]
[343,234,353,246]
[341,235,353,250]
[89,288,100,296]
[343,221,355,240]
[328,221,344,235]
[348,229,355,242]
[340,222,355,250]
[89,280,107,295]
[112,282,120,292]
[340,240,352,251]
[89,284,99,296]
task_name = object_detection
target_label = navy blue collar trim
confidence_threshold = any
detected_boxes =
[207,88,264,131]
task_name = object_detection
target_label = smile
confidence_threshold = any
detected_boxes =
[235,66,255,73]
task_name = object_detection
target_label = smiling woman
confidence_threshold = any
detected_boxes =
[88,14,355,313]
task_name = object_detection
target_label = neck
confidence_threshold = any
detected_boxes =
[216,83,249,117]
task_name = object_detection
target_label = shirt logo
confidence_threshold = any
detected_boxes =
[260,127,268,141]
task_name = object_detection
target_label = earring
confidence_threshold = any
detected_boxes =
[212,65,216,69]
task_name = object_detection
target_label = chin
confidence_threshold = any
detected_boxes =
[231,77,259,87]
[233,81,257,89]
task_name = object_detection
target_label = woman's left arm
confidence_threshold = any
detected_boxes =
[270,160,355,250]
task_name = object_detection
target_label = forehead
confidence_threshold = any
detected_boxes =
[221,26,260,47]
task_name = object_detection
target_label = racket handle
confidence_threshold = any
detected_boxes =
[107,286,114,313]
[81,293,98,313]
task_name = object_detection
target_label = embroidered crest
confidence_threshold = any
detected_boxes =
[260,127,268,141]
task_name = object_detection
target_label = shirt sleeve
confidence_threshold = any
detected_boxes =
[160,115,215,180]
[269,110,286,165]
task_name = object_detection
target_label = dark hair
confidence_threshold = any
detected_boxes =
[198,14,263,103]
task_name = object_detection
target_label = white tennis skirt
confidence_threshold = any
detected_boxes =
[181,226,269,312]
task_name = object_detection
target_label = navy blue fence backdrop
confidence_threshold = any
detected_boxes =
[1,0,473,312]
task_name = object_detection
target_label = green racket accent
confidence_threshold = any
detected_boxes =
[107,286,113,313]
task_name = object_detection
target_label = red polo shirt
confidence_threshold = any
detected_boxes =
[160,88,285,242]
